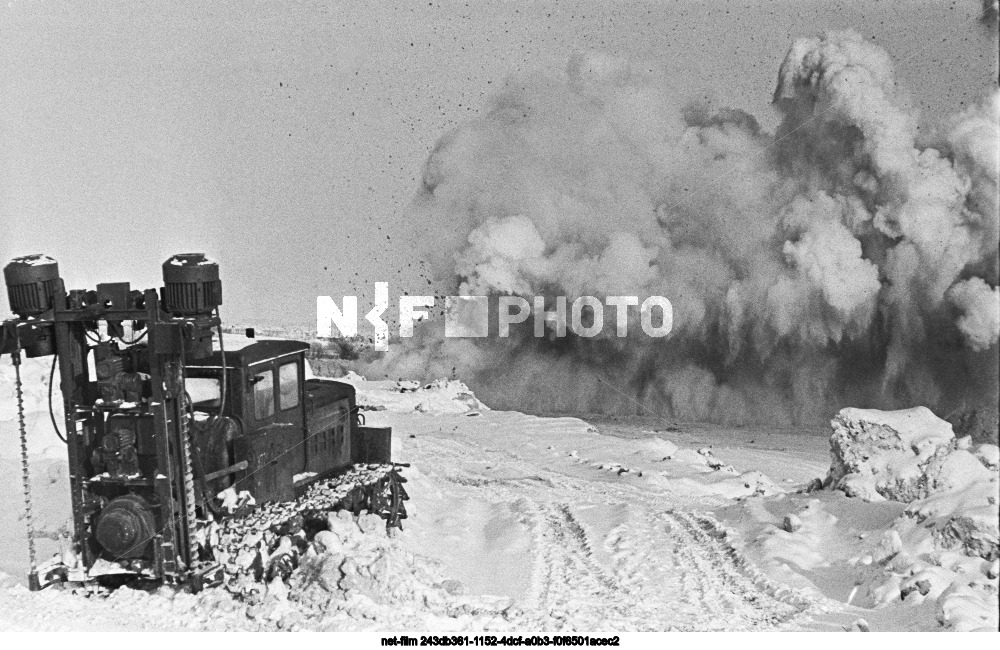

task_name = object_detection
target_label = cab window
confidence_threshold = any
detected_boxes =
[253,368,275,420]
[187,377,221,410]
[279,361,299,410]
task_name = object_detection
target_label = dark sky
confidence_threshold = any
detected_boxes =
[1,0,996,327]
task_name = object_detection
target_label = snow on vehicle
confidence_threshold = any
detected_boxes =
[0,253,407,592]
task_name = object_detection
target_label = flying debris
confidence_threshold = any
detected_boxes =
[375,34,998,437]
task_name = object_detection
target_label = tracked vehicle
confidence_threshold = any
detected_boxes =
[0,253,407,592]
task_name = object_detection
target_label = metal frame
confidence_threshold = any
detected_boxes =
[46,282,216,581]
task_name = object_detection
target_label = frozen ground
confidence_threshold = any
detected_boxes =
[0,359,996,632]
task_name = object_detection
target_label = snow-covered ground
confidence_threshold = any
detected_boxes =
[0,360,996,632]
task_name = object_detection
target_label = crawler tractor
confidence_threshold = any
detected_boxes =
[0,253,407,592]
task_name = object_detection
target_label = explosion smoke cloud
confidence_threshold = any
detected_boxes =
[370,31,999,437]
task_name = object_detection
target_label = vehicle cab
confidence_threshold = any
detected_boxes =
[185,335,370,503]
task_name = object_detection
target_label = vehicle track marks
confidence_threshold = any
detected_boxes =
[411,433,819,630]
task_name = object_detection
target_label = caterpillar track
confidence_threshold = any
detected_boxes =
[195,463,409,590]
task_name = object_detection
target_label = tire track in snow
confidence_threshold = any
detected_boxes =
[668,510,813,619]
[658,509,805,629]
[518,501,660,631]
[409,432,818,630]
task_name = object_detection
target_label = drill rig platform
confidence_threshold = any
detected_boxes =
[0,253,406,592]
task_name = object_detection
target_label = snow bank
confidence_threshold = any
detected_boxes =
[824,406,999,630]
[827,406,956,502]
[847,504,999,631]
[826,407,998,559]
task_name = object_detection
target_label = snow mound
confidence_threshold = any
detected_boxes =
[638,436,679,460]
[669,448,711,467]
[827,406,956,502]
[711,470,782,499]
[291,510,445,607]
[902,453,999,562]
[848,505,999,631]
[338,374,488,415]
[285,509,509,629]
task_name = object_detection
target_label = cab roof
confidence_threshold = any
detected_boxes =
[189,336,309,367]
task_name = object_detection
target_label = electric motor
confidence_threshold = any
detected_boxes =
[3,254,60,318]
[94,495,156,560]
[161,253,222,316]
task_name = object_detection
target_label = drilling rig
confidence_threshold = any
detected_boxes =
[1,254,406,592]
